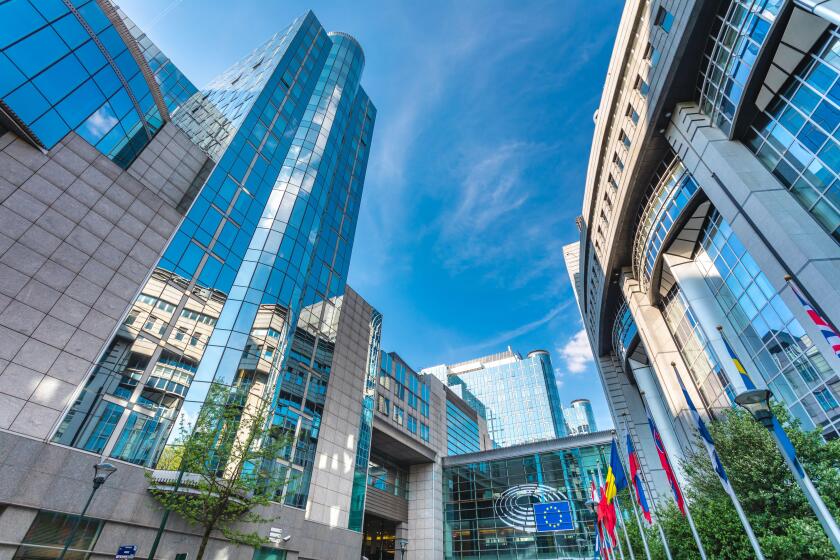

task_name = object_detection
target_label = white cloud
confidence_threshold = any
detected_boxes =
[559,328,594,374]
[451,300,570,358]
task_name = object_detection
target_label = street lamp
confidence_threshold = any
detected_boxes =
[735,388,840,556]
[58,462,117,560]
[734,389,773,427]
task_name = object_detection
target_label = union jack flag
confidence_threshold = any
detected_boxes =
[789,280,840,358]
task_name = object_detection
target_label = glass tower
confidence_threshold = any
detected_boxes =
[424,349,566,448]
[563,398,597,435]
[52,11,376,509]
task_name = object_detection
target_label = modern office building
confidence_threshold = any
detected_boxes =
[361,351,491,560]
[563,398,597,435]
[423,348,566,448]
[565,0,840,503]
[443,430,613,559]
[0,4,389,559]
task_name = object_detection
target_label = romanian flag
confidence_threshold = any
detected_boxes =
[604,439,627,503]
[626,433,652,524]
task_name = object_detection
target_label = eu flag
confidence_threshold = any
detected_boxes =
[533,501,574,532]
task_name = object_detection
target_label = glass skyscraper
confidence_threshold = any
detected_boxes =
[52,10,376,509]
[423,348,566,448]
[563,398,597,435]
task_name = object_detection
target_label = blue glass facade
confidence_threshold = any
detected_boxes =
[1,0,165,166]
[348,308,382,531]
[694,210,840,435]
[745,26,840,242]
[443,350,565,448]
[115,5,198,116]
[52,11,376,509]
[632,156,699,288]
[444,437,610,559]
[698,0,784,134]
[446,400,481,456]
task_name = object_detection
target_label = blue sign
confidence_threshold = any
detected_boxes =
[116,545,137,560]
[533,501,574,532]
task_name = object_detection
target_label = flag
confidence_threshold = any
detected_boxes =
[626,433,652,523]
[674,364,735,497]
[604,439,627,503]
[789,280,840,358]
[647,412,685,515]
[598,486,618,546]
[718,330,805,477]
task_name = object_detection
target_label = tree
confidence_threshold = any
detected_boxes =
[623,405,840,559]
[146,382,290,560]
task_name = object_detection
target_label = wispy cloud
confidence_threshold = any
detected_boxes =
[451,300,570,358]
[558,328,594,374]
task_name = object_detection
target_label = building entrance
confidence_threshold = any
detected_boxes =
[361,513,397,560]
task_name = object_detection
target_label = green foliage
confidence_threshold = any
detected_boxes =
[145,383,290,560]
[623,405,840,559]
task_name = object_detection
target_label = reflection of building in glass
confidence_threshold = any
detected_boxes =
[443,431,612,559]
[563,399,597,435]
[0,6,391,559]
[565,0,840,507]
[51,11,376,519]
[423,348,566,448]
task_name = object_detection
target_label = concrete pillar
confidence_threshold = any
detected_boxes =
[406,462,442,560]
[0,506,37,560]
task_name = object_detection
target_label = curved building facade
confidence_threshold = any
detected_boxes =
[566,0,840,502]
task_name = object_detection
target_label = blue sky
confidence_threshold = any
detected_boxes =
[119,0,623,429]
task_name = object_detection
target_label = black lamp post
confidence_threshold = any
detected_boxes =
[57,462,117,560]
[733,389,773,428]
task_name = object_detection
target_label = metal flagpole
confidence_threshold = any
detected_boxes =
[683,502,708,560]
[615,495,645,560]
[637,471,673,560]
[672,362,765,560]
[598,463,628,560]
[619,417,652,560]
[639,395,705,560]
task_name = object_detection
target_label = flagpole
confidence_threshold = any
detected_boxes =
[616,495,646,560]
[671,362,765,560]
[636,464,673,560]
[598,463,628,560]
[620,416,652,560]
[683,500,708,560]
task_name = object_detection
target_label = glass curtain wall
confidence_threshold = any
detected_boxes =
[444,444,609,559]
[694,210,840,435]
[53,14,377,508]
[744,26,840,241]
[1,0,165,165]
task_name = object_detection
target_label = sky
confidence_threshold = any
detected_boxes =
[119,0,624,430]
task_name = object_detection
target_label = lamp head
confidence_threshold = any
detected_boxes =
[735,389,773,427]
[93,462,117,488]
[282,535,292,543]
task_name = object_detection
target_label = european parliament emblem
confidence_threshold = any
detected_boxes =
[533,501,573,532]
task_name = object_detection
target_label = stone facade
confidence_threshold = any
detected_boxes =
[0,125,208,441]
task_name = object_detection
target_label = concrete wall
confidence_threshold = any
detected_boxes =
[0,125,207,441]
[305,286,370,531]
